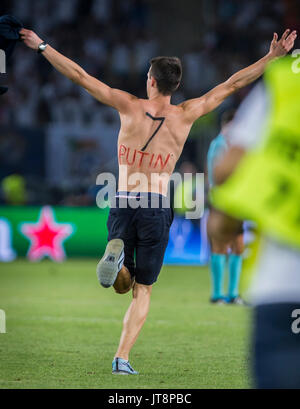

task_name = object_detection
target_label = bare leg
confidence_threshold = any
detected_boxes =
[208,208,242,244]
[230,233,244,255]
[210,237,229,254]
[113,266,134,294]
[209,227,244,255]
[115,283,152,360]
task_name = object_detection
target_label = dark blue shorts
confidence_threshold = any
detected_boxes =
[107,192,173,285]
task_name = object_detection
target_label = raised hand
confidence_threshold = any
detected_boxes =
[20,28,43,50]
[269,29,297,58]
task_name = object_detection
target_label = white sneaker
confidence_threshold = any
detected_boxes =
[96,239,124,288]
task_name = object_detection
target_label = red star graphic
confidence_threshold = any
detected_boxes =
[21,206,74,262]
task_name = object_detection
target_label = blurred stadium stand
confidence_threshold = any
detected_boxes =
[0,0,298,206]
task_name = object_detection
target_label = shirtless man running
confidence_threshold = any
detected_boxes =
[20,27,296,375]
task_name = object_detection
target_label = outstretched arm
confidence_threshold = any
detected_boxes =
[20,29,137,113]
[181,29,297,123]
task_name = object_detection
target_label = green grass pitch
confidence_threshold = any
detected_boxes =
[0,260,251,389]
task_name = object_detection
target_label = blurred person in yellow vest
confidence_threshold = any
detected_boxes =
[208,55,300,389]
[2,173,27,205]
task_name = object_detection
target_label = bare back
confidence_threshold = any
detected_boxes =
[117,99,192,196]
[20,27,297,197]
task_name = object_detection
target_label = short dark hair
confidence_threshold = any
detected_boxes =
[149,56,182,95]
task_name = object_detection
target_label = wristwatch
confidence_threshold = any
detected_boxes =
[37,41,48,54]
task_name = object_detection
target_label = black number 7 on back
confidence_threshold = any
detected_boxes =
[141,112,165,151]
